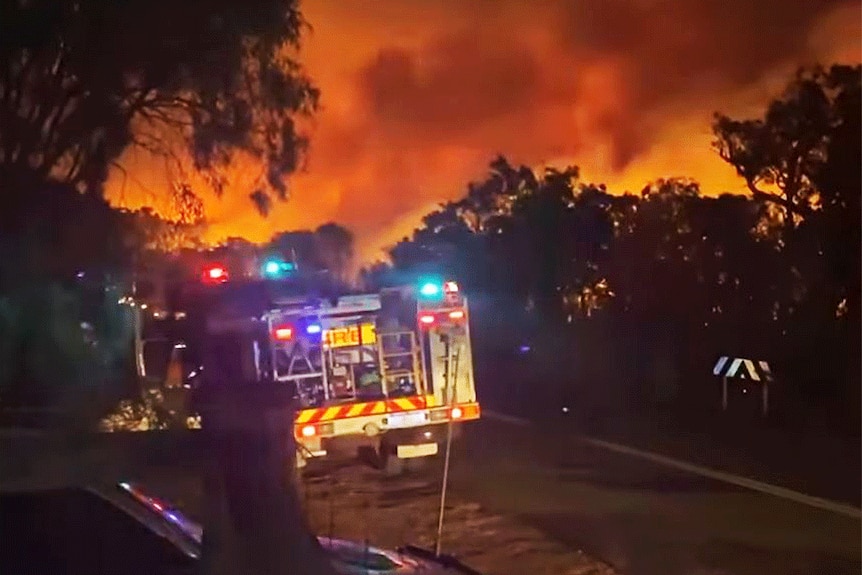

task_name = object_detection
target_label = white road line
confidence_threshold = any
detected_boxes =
[484,410,862,519]
[483,411,531,427]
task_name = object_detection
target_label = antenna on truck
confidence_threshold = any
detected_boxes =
[434,335,461,556]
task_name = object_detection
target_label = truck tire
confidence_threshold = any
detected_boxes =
[382,451,404,476]
[378,440,405,476]
[357,445,378,468]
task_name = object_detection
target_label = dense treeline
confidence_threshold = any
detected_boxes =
[365,64,861,435]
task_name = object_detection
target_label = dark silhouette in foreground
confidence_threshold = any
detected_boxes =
[191,283,337,574]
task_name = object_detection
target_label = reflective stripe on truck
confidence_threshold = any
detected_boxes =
[295,395,435,424]
[295,401,481,439]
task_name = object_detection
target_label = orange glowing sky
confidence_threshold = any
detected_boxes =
[106,0,861,263]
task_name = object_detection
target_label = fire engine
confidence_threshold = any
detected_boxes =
[274,277,480,474]
[144,260,481,475]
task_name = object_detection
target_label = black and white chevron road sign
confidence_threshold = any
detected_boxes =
[713,356,773,382]
[713,356,773,415]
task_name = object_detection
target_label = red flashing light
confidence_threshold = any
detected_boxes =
[202,265,229,284]
[450,406,463,419]
[418,313,436,327]
[273,325,294,341]
[448,309,465,320]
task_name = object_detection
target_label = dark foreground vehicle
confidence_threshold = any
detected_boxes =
[0,482,481,575]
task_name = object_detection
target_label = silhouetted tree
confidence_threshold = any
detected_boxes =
[1,0,318,213]
[388,64,859,432]
[128,207,207,254]
[313,223,354,284]
[269,230,318,269]
[713,64,861,429]
[807,65,862,321]
[713,67,833,234]
[2,3,336,573]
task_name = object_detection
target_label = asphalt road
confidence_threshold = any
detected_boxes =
[441,416,861,575]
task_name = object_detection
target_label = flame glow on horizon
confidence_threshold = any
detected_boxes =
[106,0,862,264]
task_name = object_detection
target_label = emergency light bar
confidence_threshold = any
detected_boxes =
[272,321,323,341]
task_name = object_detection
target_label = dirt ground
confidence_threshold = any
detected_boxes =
[132,456,615,575]
[302,459,616,575]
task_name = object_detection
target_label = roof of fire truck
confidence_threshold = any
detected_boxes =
[170,260,461,323]
[194,260,450,297]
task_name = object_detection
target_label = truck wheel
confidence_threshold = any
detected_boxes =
[357,445,378,468]
[378,444,405,476]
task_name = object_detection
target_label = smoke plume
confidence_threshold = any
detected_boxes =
[106,0,862,262]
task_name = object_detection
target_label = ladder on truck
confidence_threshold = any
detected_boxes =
[376,286,427,398]
[267,310,329,407]
[377,329,425,398]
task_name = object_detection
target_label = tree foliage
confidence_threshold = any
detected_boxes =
[376,64,860,432]
[0,0,319,214]
[714,64,861,319]
[713,65,859,233]
[268,223,355,283]
[0,0,321,408]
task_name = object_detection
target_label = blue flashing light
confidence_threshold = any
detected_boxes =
[419,282,442,298]
[306,324,322,335]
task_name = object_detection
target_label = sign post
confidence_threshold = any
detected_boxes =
[712,356,773,417]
